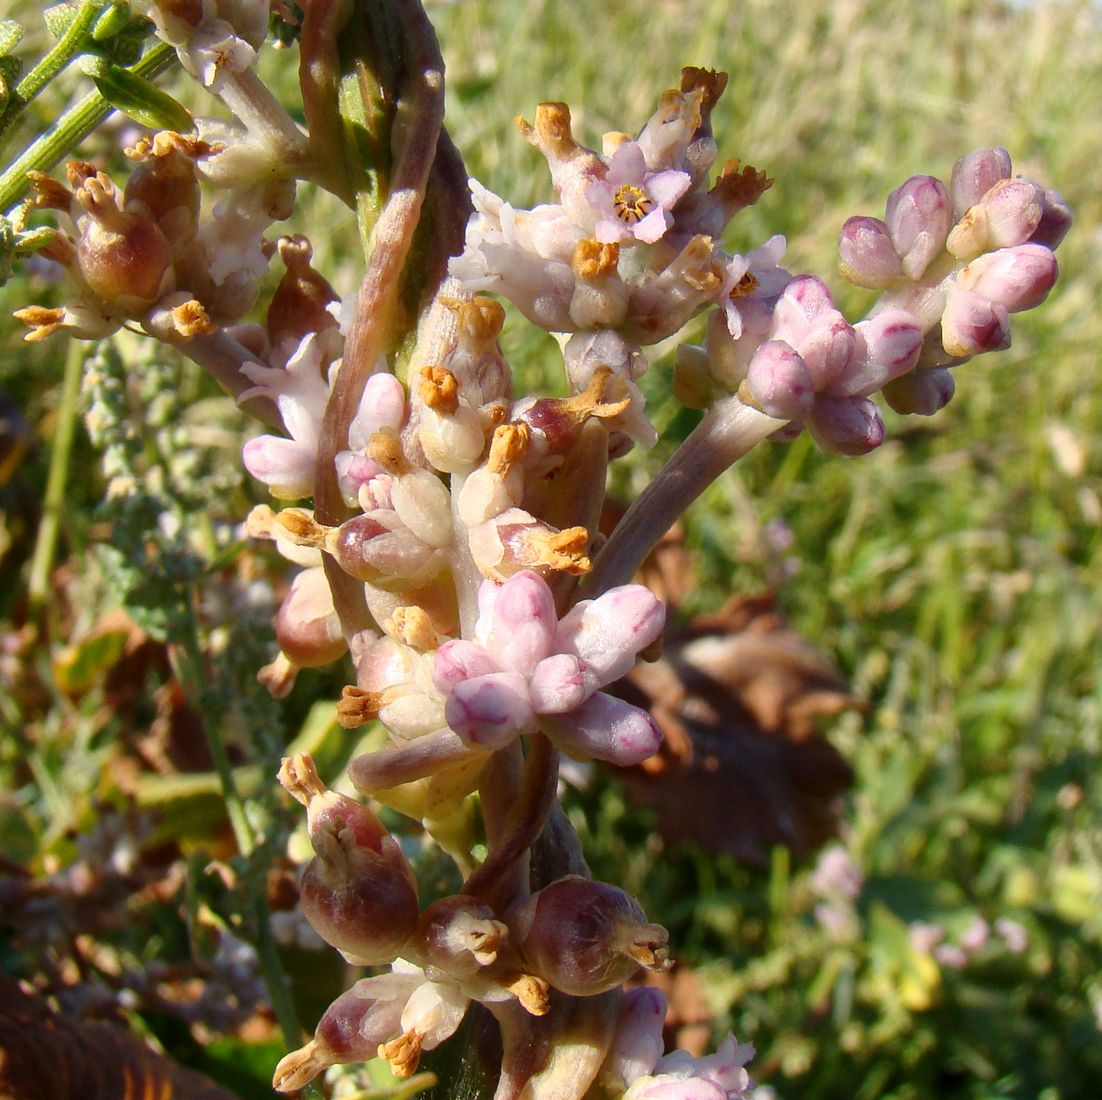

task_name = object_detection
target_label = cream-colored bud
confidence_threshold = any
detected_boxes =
[391,471,453,549]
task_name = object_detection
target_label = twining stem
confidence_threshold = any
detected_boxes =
[27,338,85,618]
[463,734,560,910]
[0,0,102,143]
[584,396,784,596]
[313,0,446,639]
[0,42,176,213]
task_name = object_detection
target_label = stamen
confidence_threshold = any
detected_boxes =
[613,183,654,224]
[378,1030,423,1079]
[419,365,460,413]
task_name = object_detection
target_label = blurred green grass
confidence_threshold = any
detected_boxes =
[2,0,1101,1097]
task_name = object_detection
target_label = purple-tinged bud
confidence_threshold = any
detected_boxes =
[770,275,834,346]
[1032,187,1073,249]
[540,692,664,766]
[831,310,922,398]
[413,896,509,980]
[528,653,588,714]
[941,287,1011,357]
[882,367,955,416]
[745,341,814,420]
[600,986,668,1093]
[273,971,417,1092]
[278,753,419,965]
[947,179,1043,258]
[513,877,671,996]
[433,639,498,693]
[950,147,1012,215]
[956,243,1057,313]
[838,216,903,289]
[554,584,666,690]
[809,395,885,456]
[885,175,953,280]
[274,567,346,669]
[330,513,445,587]
[445,671,535,748]
[469,509,592,581]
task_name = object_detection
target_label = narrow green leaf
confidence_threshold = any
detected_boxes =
[91,63,193,131]
[0,20,23,56]
[43,2,83,42]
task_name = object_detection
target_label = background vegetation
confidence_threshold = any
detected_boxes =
[1,1,1100,1097]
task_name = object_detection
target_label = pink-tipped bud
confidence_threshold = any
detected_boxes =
[882,367,955,416]
[941,287,1011,357]
[770,275,834,346]
[950,147,1012,215]
[745,340,815,420]
[957,243,1058,313]
[278,754,419,964]
[272,971,417,1092]
[273,567,346,670]
[1032,187,1073,250]
[838,216,903,289]
[885,175,953,280]
[809,395,885,456]
[445,671,535,749]
[513,877,671,996]
[948,179,1043,258]
[600,986,668,1093]
[554,583,666,690]
[330,513,445,586]
[542,692,664,766]
[832,310,922,398]
[413,896,509,980]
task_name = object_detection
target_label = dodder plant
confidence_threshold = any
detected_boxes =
[4,1,1071,1097]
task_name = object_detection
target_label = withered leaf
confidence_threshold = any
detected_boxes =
[0,976,237,1100]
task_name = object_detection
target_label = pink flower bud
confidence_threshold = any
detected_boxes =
[488,570,557,676]
[831,310,922,398]
[770,275,834,345]
[838,216,903,288]
[413,896,509,979]
[528,653,588,714]
[745,340,815,420]
[809,395,885,456]
[278,754,419,965]
[554,584,666,689]
[950,147,1011,214]
[956,243,1057,313]
[601,986,668,1091]
[274,567,346,669]
[1032,187,1073,249]
[272,971,418,1091]
[941,287,1011,357]
[445,671,535,748]
[797,314,862,391]
[513,877,670,996]
[433,639,498,693]
[882,367,955,416]
[884,175,952,279]
[330,513,444,586]
[982,179,1045,248]
[541,691,664,766]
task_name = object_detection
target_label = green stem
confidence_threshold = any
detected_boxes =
[171,601,318,1090]
[0,41,175,214]
[27,338,85,617]
[0,0,103,143]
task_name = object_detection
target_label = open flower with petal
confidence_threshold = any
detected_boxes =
[718,235,791,339]
[623,1034,756,1100]
[585,142,692,245]
[433,571,665,764]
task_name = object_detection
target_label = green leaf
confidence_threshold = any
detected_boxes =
[52,626,129,695]
[0,20,23,56]
[91,63,193,131]
[43,2,83,42]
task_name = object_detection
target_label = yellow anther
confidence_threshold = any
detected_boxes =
[572,238,620,280]
[419,365,461,413]
[487,423,530,475]
[613,183,654,224]
[368,427,410,475]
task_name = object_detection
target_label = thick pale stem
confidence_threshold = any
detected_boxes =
[218,69,309,161]
[584,396,784,596]
[348,727,478,792]
[182,331,282,428]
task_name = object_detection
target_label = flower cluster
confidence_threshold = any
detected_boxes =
[10,3,1071,1096]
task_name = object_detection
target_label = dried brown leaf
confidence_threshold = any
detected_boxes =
[0,975,237,1100]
